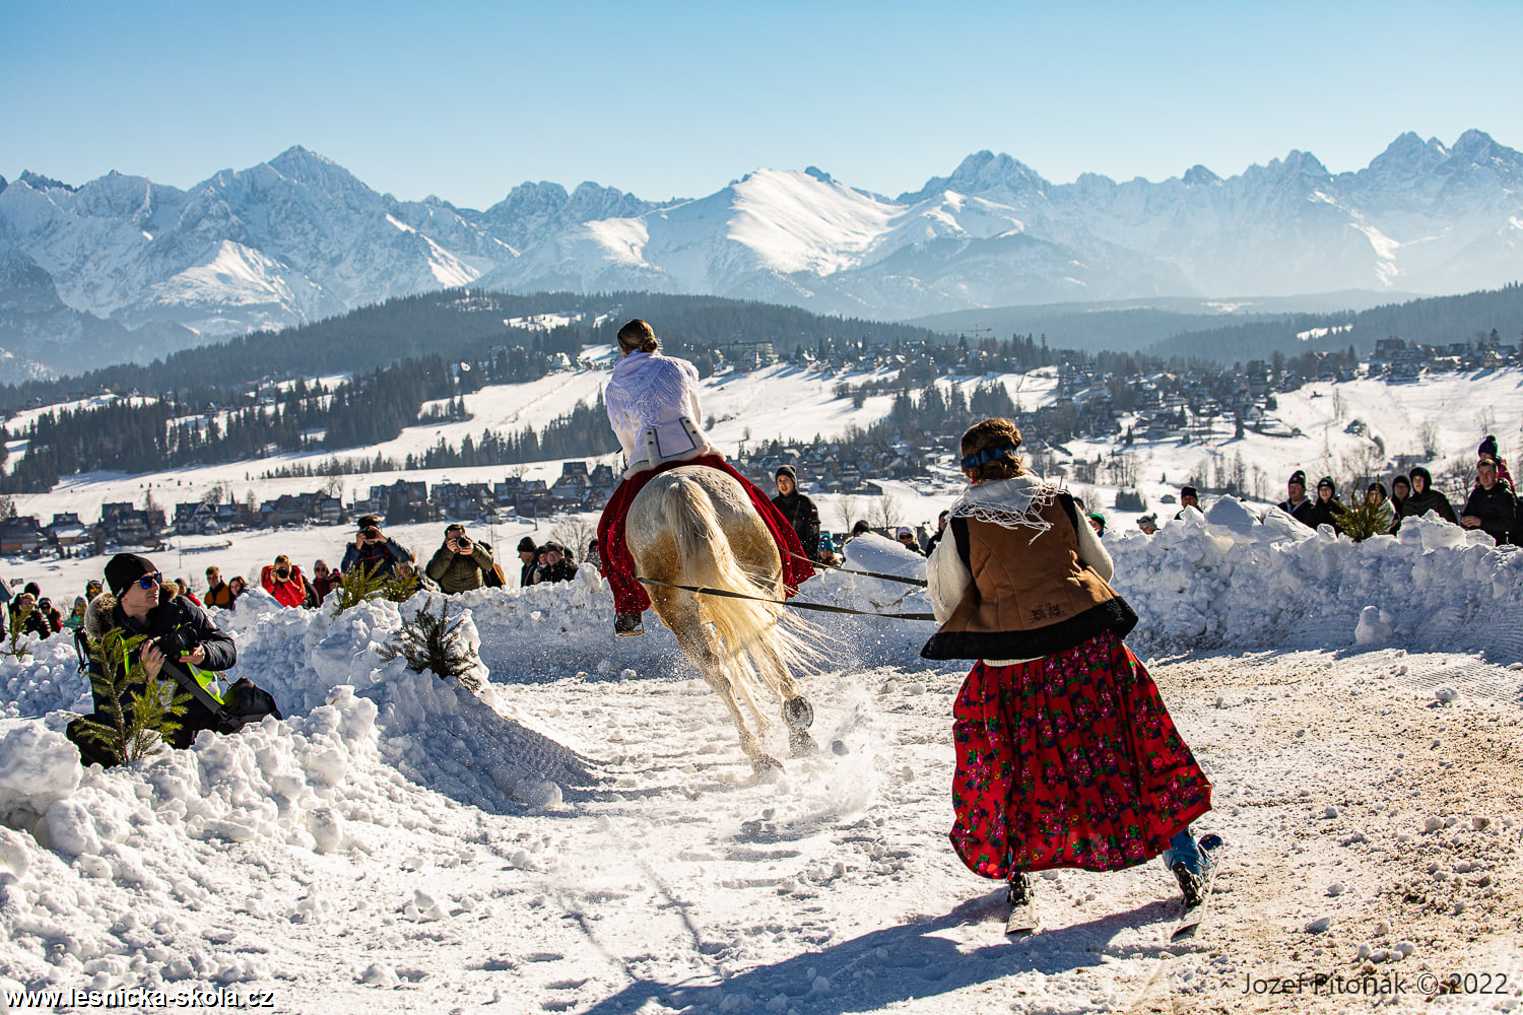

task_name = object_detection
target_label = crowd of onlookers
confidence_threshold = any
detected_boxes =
[8,433,1517,670]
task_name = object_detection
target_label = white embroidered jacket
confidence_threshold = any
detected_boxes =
[604,350,716,477]
[927,474,1114,665]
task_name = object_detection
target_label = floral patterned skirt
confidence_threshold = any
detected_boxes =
[950,629,1211,879]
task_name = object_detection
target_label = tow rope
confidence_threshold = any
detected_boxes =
[636,576,935,621]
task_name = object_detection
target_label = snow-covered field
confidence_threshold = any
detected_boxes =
[3,517,1522,1013]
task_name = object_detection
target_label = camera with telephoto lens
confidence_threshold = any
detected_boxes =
[154,628,200,660]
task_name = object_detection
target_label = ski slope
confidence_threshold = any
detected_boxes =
[2,525,1522,1013]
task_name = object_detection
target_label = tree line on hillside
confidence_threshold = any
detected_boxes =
[0,290,943,414]
[1150,282,1523,362]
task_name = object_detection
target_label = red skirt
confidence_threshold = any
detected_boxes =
[595,455,815,615]
[950,630,1211,878]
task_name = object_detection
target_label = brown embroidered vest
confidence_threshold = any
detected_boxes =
[920,493,1136,661]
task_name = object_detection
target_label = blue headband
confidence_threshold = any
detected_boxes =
[960,444,1019,471]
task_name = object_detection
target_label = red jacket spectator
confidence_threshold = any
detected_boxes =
[261,558,310,608]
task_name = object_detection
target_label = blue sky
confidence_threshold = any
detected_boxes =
[6,1,1521,208]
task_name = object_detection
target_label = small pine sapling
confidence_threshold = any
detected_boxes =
[73,629,192,766]
[380,596,483,693]
[1336,485,1392,542]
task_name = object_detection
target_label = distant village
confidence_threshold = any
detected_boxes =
[1,329,1516,559]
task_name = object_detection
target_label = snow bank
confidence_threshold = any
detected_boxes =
[1109,501,1523,661]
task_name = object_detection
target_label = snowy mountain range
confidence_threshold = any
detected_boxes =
[1,130,1521,377]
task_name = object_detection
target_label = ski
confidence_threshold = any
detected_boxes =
[1168,834,1225,942]
[1005,900,1039,936]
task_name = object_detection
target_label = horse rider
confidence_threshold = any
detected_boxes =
[595,319,815,637]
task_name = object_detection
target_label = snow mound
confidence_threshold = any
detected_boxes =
[1110,510,1523,660]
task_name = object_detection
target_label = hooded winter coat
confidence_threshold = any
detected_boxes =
[770,490,821,563]
[1461,483,1518,545]
[1401,468,1458,525]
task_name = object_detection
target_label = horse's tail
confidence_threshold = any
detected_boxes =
[662,474,814,716]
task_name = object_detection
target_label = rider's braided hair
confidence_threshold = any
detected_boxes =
[960,418,1027,482]
[616,319,661,354]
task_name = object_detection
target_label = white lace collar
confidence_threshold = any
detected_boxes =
[947,474,1060,537]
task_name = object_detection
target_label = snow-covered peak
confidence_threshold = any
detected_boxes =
[1367,131,1450,178]
[1182,164,1222,186]
[17,170,75,192]
[900,150,1048,204]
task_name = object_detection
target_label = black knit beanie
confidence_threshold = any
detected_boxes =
[105,553,156,598]
[517,537,537,553]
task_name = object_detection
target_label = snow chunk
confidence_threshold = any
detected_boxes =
[0,725,82,814]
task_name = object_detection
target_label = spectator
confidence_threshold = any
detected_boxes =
[203,566,235,609]
[261,554,311,608]
[397,560,437,592]
[310,560,342,603]
[926,511,951,555]
[1136,514,1159,535]
[1366,482,1395,535]
[536,542,579,584]
[1306,477,1344,532]
[771,466,822,563]
[1088,512,1107,537]
[227,576,248,606]
[64,595,88,667]
[65,553,242,768]
[34,596,65,636]
[62,595,88,633]
[22,582,42,604]
[586,539,603,575]
[426,524,498,594]
[895,526,923,556]
[85,579,103,602]
[517,537,540,588]
[1478,435,1514,491]
[1389,475,1411,533]
[341,523,412,579]
[1277,470,1316,527]
[849,520,871,541]
[1175,486,1201,520]
[1403,467,1458,525]
[1461,457,1517,544]
[175,578,203,608]
[11,593,53,640]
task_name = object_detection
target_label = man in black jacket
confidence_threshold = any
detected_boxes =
[771,466,821,563]
[1277,470,1317,527]
[517,537,540,588]
[1461,458,1517,545]
[66,554,249,766]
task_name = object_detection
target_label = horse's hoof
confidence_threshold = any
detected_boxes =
[752,754,784,773]
[789,731,819,758]
[782,696,814,729]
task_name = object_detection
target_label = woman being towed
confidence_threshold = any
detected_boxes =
[922,418,1216,928]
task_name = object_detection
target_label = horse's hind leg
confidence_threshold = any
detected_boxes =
[754,637,818,758]
[655,587,781,772]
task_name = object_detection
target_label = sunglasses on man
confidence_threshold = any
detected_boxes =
[136,572,163,590]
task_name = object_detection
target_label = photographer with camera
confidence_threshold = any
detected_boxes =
[340,519,414,579]
[65,554,280,768]
[425,523,499,594]
[260,554,311,609]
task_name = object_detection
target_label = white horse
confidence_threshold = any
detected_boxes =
[626,465,818,771]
